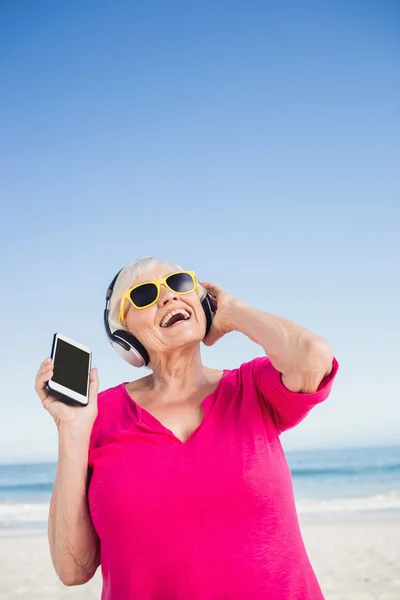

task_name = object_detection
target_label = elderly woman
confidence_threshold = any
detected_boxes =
[35,257,339,600]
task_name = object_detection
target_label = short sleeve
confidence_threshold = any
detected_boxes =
[252,356,339,434]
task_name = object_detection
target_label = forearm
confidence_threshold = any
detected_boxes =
[49,426,100,586]
[229,300,333,391]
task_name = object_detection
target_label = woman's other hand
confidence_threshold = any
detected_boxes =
[35,358,99,431]
[199,281,237,347]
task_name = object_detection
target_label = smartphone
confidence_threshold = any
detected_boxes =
[46,333,92,406]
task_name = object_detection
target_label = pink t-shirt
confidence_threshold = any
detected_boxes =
[88,356,339,600]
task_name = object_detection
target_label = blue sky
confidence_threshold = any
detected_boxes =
[0,1,399,462]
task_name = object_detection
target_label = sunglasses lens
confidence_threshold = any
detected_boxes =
[167,272,195,293]
[130,283,158,307]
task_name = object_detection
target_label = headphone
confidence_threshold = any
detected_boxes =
[104,269,217,367]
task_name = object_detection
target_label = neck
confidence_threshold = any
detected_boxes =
[148,346,213,395]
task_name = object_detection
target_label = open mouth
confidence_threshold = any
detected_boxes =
[160,309,192,328]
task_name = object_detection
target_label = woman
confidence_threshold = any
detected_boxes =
[35,256,339,600]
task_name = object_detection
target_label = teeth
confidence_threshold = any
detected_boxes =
[160,309,191,328]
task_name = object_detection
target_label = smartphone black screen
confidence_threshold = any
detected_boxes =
[52,339,90,395]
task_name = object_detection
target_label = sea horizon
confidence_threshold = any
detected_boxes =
[1,442,399,466]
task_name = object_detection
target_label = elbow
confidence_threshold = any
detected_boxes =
[59,574,82,587]
[51,538,100,587]
[304,335,334,372]
[287,336,334,393]
[58,567,96,587]
[56,555,99,587]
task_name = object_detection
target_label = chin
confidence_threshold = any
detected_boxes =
[168,329,204,347]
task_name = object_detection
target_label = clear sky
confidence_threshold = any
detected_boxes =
[0,1,399,462]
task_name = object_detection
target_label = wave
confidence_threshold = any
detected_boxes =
[0,482,53,494]
[290,463,400,478]
[0,502,49,528]
[297,490,400,514]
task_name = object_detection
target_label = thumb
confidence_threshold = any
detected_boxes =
[88,368,99,404]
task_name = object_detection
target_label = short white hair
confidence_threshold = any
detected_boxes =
[108,256,207,336]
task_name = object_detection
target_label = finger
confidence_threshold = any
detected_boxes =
[42,395,59,411]
[200,281,220,295]
[89,367,99,384]
[35,374,51,396]
[36,366,53,388]
[35,376,55,406]
[35,359,53,382]
[38,358,53,373]
[34,361,61,408]
[38,362,53,376]
[35,367,55,404]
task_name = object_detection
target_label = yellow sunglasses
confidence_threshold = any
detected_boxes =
[120,270,198,324]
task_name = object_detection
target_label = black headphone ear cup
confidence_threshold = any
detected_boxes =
[201,293,216,337]
[110,330,150,367]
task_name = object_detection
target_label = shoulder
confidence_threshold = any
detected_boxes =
[124,374,152,397]
[98,373,151,400]
[214,358,273,419]
[220,356,271,395]
[221,357,280,404]
[226,356,271,380]
[90,385,124,431]
[98,383,125,404]
[96,382,133,418]
[89,383,128,454]
[96,375,152,416]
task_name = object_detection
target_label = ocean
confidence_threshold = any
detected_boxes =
[0,446,399,532]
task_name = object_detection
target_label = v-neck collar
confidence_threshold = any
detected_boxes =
[120,369,229,445]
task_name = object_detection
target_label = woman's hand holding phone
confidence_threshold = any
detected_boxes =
[35,358,99,432]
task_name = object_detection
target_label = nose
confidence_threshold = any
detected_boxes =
[158,284,179,305]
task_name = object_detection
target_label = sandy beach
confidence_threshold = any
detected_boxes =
[0,513,399,600]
